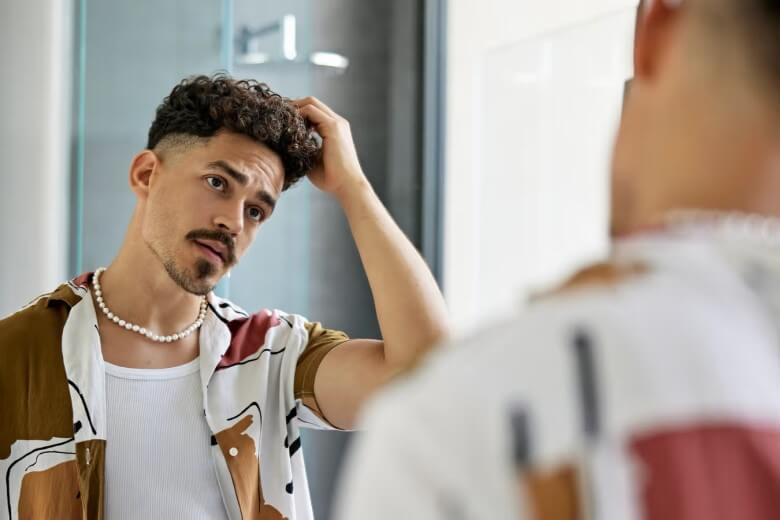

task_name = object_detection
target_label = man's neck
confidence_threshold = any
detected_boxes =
[96,245,207,336]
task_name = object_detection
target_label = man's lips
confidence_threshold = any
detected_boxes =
[193,240,227,264]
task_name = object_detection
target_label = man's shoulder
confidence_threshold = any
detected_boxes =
[208,295,311,367]
[0,281,87,339]
[0,282,87,391]
[373,275,656,411]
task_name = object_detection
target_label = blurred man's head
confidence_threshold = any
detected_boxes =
[128,75,319,295]
[610,0,780,236]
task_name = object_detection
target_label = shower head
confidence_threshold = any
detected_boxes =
[235,15,349,73]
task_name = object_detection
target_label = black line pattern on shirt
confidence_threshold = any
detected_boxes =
[5,437,74,520]
[279,315,293,328]
[509,406,532,468]
[218,302,249,318]
[571,328,601,437]
[285,407,297,424]
[218,347,287,369]
[66,279,88,295]
[227,402,263,423]
[288,437,302,457]
[24,450,77,472]
[570,326,601,520]
[67,380,97,435]
[294,416,324,429]
[207,302,231,325]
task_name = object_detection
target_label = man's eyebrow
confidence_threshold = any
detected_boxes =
[207,160,278,211]
[256,191,277,212]
[207,160,249,185]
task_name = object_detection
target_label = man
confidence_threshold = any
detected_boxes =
[0,75,448,519]
[337,0,780,518]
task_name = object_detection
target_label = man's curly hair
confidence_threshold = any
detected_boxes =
[147,74,319,190]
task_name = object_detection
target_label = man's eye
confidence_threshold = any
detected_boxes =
[247,207,264,222]
[207,176,226,191]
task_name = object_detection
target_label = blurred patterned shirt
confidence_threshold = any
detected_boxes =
[337,217,780,520]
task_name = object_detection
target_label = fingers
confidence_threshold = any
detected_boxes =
[292,96,340,120]
[297,103,334,128]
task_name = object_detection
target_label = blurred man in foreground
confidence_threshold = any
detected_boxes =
[337,0,780,518]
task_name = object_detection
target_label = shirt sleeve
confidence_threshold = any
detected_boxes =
[293,321,350,423]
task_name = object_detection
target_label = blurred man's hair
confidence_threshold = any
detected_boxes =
[147,74,320,190]
[694,0,780,106]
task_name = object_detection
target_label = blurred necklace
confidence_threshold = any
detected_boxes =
[92,267,208,343]
[665,210,780,246]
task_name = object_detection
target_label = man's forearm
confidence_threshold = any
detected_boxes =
[335,178,449,367]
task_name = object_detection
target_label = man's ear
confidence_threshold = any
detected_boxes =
[634,0,683,81]
[129,150,160,199]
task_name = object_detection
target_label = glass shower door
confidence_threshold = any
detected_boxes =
[71,0,317,315]
[72,0,228,276]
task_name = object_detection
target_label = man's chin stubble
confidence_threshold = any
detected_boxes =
[162,258,219,296]
[145,239,219,295]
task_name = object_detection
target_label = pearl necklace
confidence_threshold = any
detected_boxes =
[92,267,208,343]
[665,210,780,246]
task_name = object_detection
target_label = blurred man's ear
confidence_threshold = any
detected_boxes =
[634,0,683,81]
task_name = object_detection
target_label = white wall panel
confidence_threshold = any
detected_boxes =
[0,0,73,316]
[445,0,637,332]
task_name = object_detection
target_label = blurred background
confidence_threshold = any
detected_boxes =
[0,0,637,517]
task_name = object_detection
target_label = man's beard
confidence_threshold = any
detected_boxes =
[146,240,219,296]
[162,257,217,296]
[146,228,236,296]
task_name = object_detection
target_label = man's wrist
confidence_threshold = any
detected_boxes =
[334,175,373,207]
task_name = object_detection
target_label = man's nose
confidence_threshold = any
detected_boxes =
[213,203,244,237]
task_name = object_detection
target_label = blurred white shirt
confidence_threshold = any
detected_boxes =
[336,217,780,520]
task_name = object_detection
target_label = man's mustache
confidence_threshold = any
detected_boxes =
[186,229,237,265]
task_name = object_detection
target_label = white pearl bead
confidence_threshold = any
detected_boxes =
[124,323,132,330]
[132,325,140,332]
[172,333,180,341]
[107,312,114,320]
[165,336,173,342]
[118,319,126,327]
[112,316,119,323]
[152,335,159,341]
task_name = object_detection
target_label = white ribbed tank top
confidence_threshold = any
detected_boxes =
[104,358,228,519]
